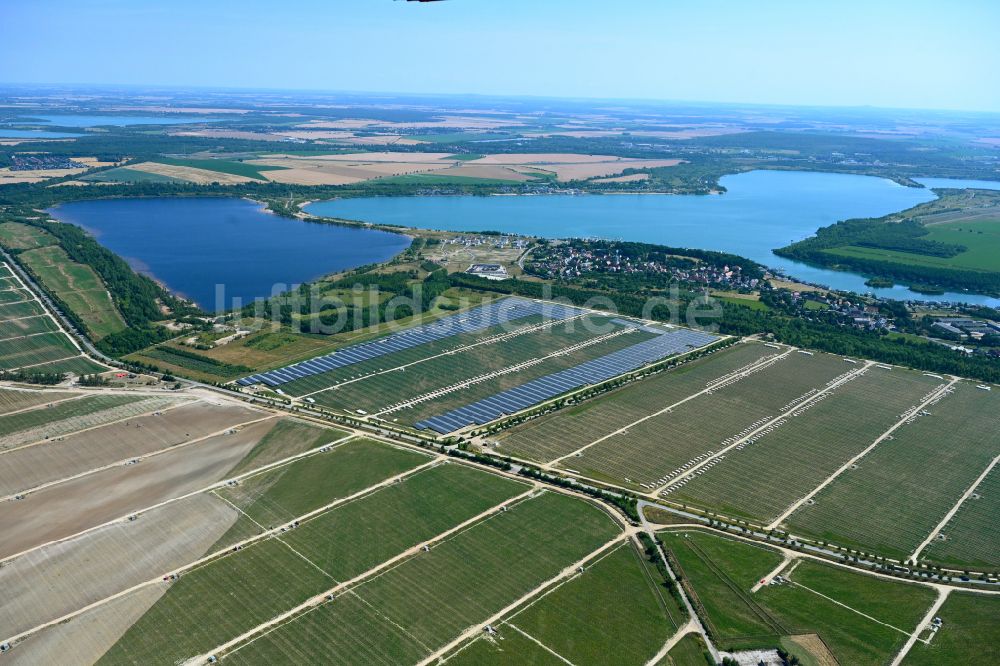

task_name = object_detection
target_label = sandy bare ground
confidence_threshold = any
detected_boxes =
[0,401,261,497]
[253,157,446,185]
[471,153,628,165]
[171,129,278,141]
[127,162,255,184]
[0,418,277,558]
[1,395,190,452]
[277,151,456,163]
[0,493,238,637]
[5,584,165,666]
[423,164,535,182]
[592,172,651,183]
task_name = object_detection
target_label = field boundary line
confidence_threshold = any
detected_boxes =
[0,413,280,501]
[889,588,950,666]
[7,353,85,372]
[296,312,590,399]
[0,394,199,457]
[0,391,91,421]
[788,580,911,635]
[543,346,794,469]
[376,327,637,416]
[0,330,59,344]
[0,430,364,566]
[1,452,442,649]
[185,487,544,664]
[655,361,874,497]
[908,453,1000,563]
[767,377,960,531]
[507,624,577,665]
[413,530,633,666]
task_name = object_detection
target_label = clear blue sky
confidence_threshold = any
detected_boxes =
[3,0,999,112]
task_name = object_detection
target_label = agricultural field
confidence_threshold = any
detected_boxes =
[0,222,56,250]
[218,491,621,665]
[660,529,937,665]
[902,592,1000,665]
[661,634,713,666]
[493,342,778,464]
[445,540,684,666]
[667,366,944,522]
[824,217,1000,275]
[552,348,851,490]
[18,244,127,338]
[785,382,1000,560]
[920,465,1000,570]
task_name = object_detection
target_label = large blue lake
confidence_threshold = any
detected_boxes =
[48,198,411,312]
[307,170,1000,306]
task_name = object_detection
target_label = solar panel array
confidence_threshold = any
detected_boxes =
[237,297,583,388]
[415,328,719,434]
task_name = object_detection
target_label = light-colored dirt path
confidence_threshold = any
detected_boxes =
[544,346,794,470]
[889,587,951,666]
[644,622,697,666]
[908,453,1000,563]
[0,431,360,566]
[654,361,874,496]
[0,391,88,419]
[508,624,576,665]
[0,414,278,501]
[184,486,549,665]
[751,554,796,593]
[2,453,443,648]
[767,376,960,530]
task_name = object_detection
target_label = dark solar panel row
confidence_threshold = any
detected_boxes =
[236,297,583,387]
[415,328,719,434]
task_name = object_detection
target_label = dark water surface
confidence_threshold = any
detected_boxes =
[49,198,411,311]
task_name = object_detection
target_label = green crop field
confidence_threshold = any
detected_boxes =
[0,222,56,250]
[0,298,45,319]
[555,350,850,490]
[661,529,936,665]
[902,592,1000,665]
[82,166,183,183]
[0,330,79,370]
[19,245,126,339]
[0,394,149,440]
[497,342,781,463]
[445,625,563,665]
[669,367,943,522]
[0,387,74,415]
[661,633,712,666]
[786,383,1000,559]
[26,354,106,375]
[0,313,59,339]
[151,157,288,181]
[455,541,681,666]
[99,462,525,665]
[214,438,430,540]
[825,218,1000,275]
[224,418,348,478]
[921,466,1000,569]
[660,530,784,641]
[0,287,32,304]
[221,492,621,665]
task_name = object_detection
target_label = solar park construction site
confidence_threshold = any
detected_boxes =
[1,293,998,666]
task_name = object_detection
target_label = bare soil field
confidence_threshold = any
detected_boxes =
[0,400,264,496]
[251,156,446,185]
[0,493,238,637]
[126,162,255,184]
[5,584,165,666]
[0,418,277,558]
[0,387,76,415]
[423,164,536,181]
